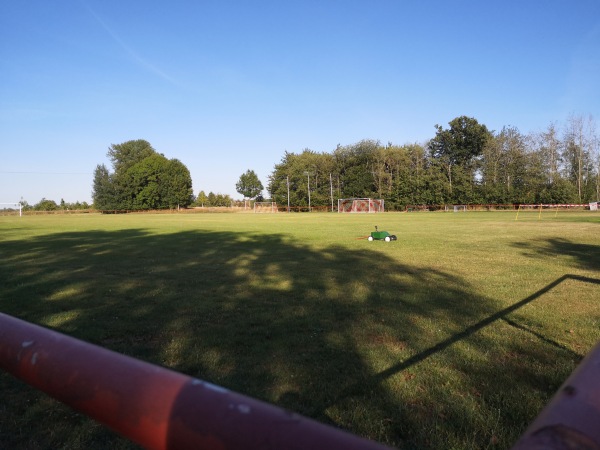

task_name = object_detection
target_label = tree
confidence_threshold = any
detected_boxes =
[430,116,491,166]
[159,158,193,209]
[533,123,562,184]
[268,149,338,209]
[92,164,117,210]
[127,153,169,210]
[429,116,492,198]
[203,192,233,207]
[335,140,377,199]
[107,139,157,174]
[92,140,194,210]
[33,198,58,211]
[562,114,596,202]
[493,126,528,202]
[195,190,209,207]
[19,200,32,211]
[236,170,263,200]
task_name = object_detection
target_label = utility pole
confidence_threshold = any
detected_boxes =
[330,173,334,212]
[304,171,311,212]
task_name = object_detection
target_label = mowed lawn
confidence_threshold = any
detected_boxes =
[0,211,598,449]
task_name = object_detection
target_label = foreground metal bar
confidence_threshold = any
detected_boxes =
[512,340,600,449]
[0,313,392,450]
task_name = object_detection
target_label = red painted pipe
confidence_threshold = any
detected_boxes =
[511,340,600,449]
[0,313,393,450]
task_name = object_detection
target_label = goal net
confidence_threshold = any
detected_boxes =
[0,202,22,216]
[338,198,384,213]
[254,202,278,213]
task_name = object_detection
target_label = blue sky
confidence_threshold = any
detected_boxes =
[1,1,599,204]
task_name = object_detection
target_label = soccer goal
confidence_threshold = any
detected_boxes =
[254,202,278,213]
[0,202,22,216]
[337,198,384,213]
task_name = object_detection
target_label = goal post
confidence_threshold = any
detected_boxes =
[0,202,22,216]
[337,198,384,213]
[253,202,278,213]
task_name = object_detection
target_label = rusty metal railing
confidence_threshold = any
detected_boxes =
[0,312,392,450]
[3,311,600,449]
[511,339,600,449]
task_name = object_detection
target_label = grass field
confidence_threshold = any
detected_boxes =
[0,210,599,449]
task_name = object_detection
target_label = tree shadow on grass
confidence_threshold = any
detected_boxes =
[512,237,600,272]
[0,228,595,449]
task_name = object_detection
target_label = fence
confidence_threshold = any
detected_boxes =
[405,204,594,212]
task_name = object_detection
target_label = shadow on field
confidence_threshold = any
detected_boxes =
[512,237,600,271]
[0,229,594,449]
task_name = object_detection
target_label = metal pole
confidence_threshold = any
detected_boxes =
[304,171,311,212]
[307,173,311,212]
[511,340,600,449]
[286,175,290,213]
[330,173,334,212]
[0,313,392,450]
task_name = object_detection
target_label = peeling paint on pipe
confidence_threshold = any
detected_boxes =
[0,313,393,450]
[511,340,600,449]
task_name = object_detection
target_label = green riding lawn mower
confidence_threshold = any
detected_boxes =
[368,226,397,242]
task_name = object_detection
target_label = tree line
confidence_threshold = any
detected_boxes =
[267,114,600,210]
[14,198,91,212]
[88,114,598,212]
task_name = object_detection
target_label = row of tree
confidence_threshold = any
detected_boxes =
[15,198,91,212]
[194,191,235,207]
[267,115,600,209]
[91,114,598,211]
[92,140,194,210]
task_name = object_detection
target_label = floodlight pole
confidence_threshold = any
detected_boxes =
[330,173,334,212]
[304,171,311,212]
[286,175,290,213]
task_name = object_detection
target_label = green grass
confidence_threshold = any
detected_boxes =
[0,211,599,449]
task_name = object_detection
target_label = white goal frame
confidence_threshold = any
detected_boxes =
[0,202,22,216]
[337,198,384,213]
[254,202,278,213]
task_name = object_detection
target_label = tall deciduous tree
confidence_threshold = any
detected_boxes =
[92,164,116,210]
[160,158,194,209]
[92,140,193,210]
[127,153,169,210]
[195,191,208,207]
[429,116,492,198]
[563,114,596,202]
[33,198,58,211]
[107,139,156,174]
[236,170,263,200]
